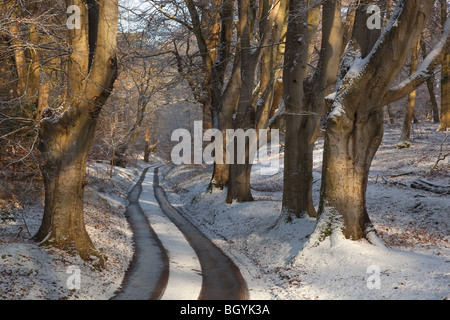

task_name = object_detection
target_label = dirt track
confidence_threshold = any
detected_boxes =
[113,166,248,300]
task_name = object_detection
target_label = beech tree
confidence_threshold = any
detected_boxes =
[311,0,449,242]
[226,0,287,203]
[172,0,286,199]
[398,39,421,149]
[282,0,347,220]
[438,0,449,132]
[180,0,240,190]
[34,0,118,267]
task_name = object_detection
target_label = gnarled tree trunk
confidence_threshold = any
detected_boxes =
[34,0,118,267]
[36,111,101,261]
[314,0,436,242]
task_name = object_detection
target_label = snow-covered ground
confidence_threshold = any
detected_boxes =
[159,122,449,300]
[0,122,448,300]
[0,160,148,300]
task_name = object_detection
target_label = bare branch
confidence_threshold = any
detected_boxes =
[382,18,450,106]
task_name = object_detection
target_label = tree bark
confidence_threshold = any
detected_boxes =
[281,0,311,218]
[398,40,420,148]
[226,0,257,203]
[36,112,101,263]
[438,0,450,131]
[281,0,344,219]
[35,0,118,267]
[439,49,450,131]
[226,0,281,203]
[315,0,435,242]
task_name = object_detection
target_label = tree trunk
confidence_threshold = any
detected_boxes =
[282,0,344,219]
[319,1,383,238]
[225,0,279,203]
[385,105,395,124]
[35,113,104,266]
[226,163,254,203]
[281,0,310,219]
[37,82,50,118]
[35,0,118,267]
[226,0,256,203]
[438,0,450,131]
[282,126,316,219]
[210,111,232,190]
[313,0,435,243]
[421,40,440,123]
[438,48,450,131]
[425,75,440,123]
[398,40,420,148]
[143,127,151,163]
[319,103,383,240]
[10,19,28,98]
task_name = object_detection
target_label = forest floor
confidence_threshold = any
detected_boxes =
[0,121,448,300]
[160,121,449,300]
[0,159,149,299]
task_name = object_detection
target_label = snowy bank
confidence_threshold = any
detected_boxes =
[159,122,449,300]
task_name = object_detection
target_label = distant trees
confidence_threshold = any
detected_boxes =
[0,0,65,118]
[145,0,449,228]
[0,0,68,202]
[157,0,289,201]
[109,24,175,165]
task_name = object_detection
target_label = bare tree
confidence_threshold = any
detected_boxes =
[226,0,284,203]
[438,0,449,131]
[421,39,440,123]
[180,0,240,189]
[312,0,449,243]
[397,39,421,149]
[281,0,346,220]
[34,0,118,267]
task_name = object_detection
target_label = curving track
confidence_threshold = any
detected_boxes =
[112,166,248,300]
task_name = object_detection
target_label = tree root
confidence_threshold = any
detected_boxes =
[36,232,106,269]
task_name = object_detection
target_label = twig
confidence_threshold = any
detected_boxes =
[383,171,415,178]
[432,135,449,170]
